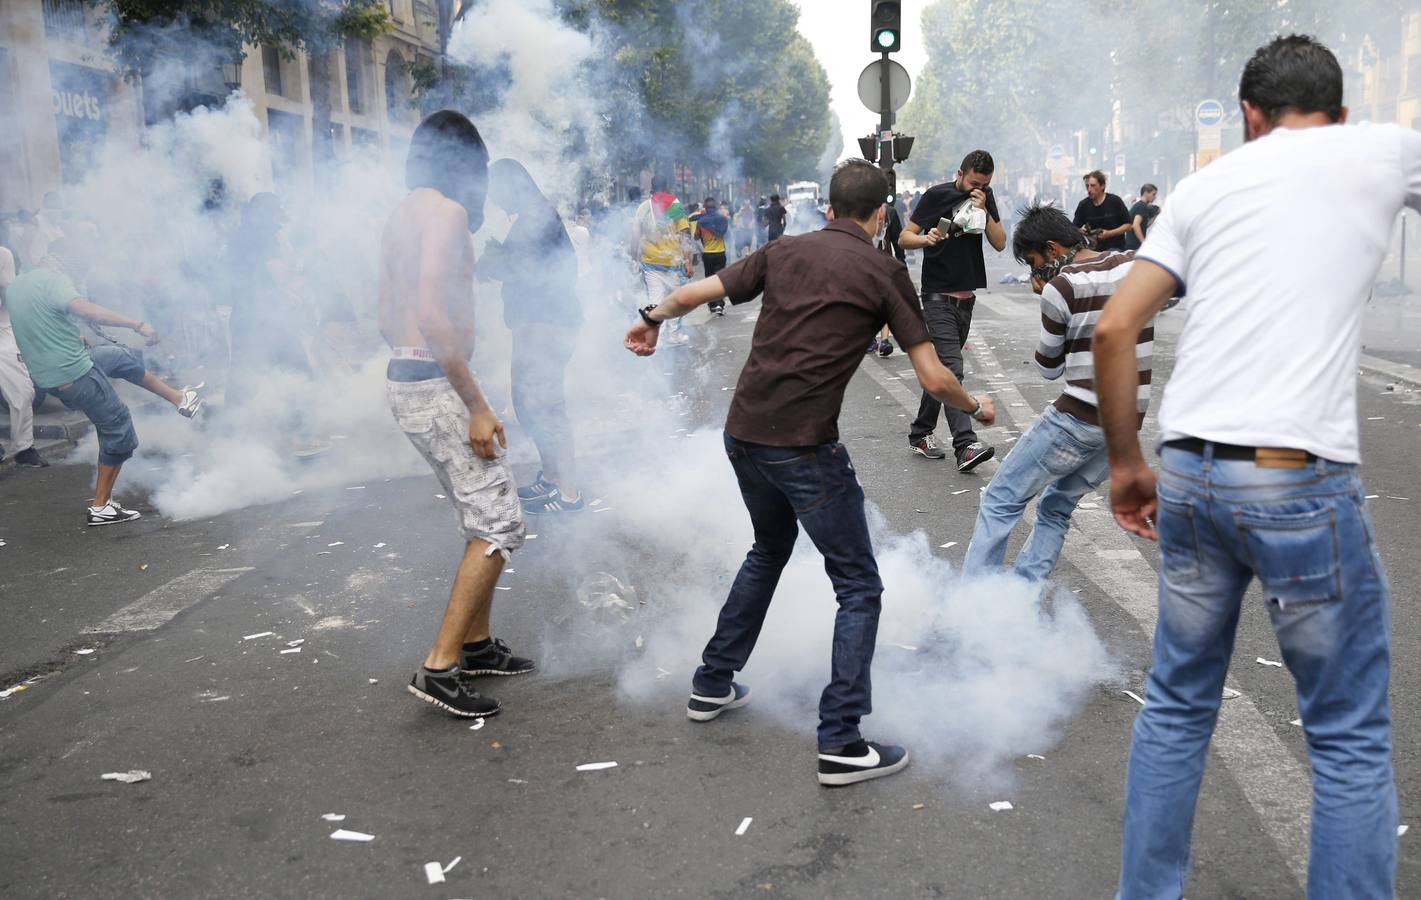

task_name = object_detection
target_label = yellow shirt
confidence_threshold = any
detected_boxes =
[636,199,690,268]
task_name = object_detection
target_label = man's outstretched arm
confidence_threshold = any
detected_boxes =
[1093,259,1176,539]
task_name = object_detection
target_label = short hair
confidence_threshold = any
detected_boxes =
[1140,183,1158,195]
[769,193,781,203]
[1083,170,1107,187]
[1239,34,1343,124]
[959,150,994,176]
[1011,203,1085,264]
[704,196,717,207]
[828,159,889,221]
[406,110,490,232]
[650,175,669,193]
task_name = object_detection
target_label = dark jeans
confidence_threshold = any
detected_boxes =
[703,252,727,312]
[908,293,978,453]
[695,432,884,750]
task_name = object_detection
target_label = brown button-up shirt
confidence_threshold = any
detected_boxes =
[717,218,931,446]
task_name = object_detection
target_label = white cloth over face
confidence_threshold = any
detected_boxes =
[0,246,36,453]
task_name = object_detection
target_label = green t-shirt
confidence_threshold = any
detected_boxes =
[5,267,91,389]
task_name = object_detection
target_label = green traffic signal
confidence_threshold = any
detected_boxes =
[875,28,898,50]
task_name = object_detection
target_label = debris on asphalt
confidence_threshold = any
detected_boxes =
[1122,690,1146,705]
[327,542,344,547]
[576,762,618,772]
[495,586,511,591]
[1027,754,1046,761]
[951,489,971,495]
[280,647,301,655]
[989,801,1014,811]
[424,862,445,884]
[75,648,95,655]
[889,643,919,652]
[346,486,366,491]
[444,856,462,874]
[470,718,485,731]
[101,770,151,784]
[1400,825,1410,837]
[287,639,305,647]
[1255,657,1284,667]
[735,817,753,836]
[329,829,375,842]
[912,803,927,810]
[1290,718,1303,726]
[368,678,378,685]
[373,543,386,548]
[939,542,958,549]
[217,544,230,550]
[435,494,447,499]
[322,814,346,822]
[507,778,528,784]
[243,632,274,640]
[1222,688,1241,700]
[139,564,148,571]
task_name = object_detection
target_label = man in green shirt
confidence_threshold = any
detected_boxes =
[6,234,161,525]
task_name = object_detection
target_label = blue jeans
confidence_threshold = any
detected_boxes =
[51,366,138,466]
[695,432,884,750]
[1119,445,1396,899]
[963,404,1110,581]
[88,344,147,387]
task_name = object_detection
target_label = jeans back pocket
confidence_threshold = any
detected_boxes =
[1156,492,1201,580]
[1236,505,1341,609]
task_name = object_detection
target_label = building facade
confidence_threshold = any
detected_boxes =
[0,0,443,213]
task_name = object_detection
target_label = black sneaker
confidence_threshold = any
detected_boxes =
[14,448,48,468]
[459,637,536,676]
[407,665,501,717]
[817,740,911,786]
[877,339,894,357]
[957,442,996,473]
[686,683,751,721]
[517,472,558,501]
[88,501,142,526]
[910,435,947,460]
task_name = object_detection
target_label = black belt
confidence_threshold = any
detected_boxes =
[1164,438,1317,465]
[924,293,975,307]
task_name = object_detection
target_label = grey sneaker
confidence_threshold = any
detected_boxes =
[910,435,947,460]
[408,665,501,717]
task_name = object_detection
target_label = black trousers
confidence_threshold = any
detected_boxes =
[703,252,727,311]
[908,293,978,454]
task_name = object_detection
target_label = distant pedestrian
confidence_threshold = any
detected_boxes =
[764,194,787,242]
[1125,184,1160,251]
[734,199,756,258]
[624,159,996,787]
[695,197,730,315]
[6,227,158,525]
[1072,171,1132,251]
[0,243,46,468]
[1094,35,1416,898]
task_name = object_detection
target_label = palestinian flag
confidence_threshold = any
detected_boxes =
[651,191,686,222]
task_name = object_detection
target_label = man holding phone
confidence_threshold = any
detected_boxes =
[898,150,1006,472]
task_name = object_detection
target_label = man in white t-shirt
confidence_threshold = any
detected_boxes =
[1093,35,1418,899]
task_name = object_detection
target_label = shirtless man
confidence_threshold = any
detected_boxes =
[379,110,533,719]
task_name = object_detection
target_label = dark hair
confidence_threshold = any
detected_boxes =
[1140,183,1158,195]
[704,196,717,207]
[959,149,994,175]
[406,110,490,232]
[650,174,669,193]
[1084,170,1107,187]
[769,193,781,203]
[828,159,889,221]
[1011,203,1085,264]
[1239,34,1343,124]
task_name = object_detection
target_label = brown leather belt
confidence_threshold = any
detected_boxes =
[1164,438,1315,469]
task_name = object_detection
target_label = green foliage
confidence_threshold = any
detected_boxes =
[403,57,442,98]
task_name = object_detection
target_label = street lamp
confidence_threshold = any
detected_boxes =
[221,55,243,93]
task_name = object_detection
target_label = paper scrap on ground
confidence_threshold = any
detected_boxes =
[287,639,305,647]
[576,762,618,772]
[912,803,927,810]
[321,813,346,822]
[75,648,95,655]
[951,489,971,495]
[1256,657,1284,667]
[1027,754,1046,761]
[444,856,462,874]
[368,678,378,685]
[373,542,386,548]
[280,647,301,655]
[327,542,344,547]
[1122,690,1146,706]
[1,684,28,699]
[938,542,958,549]
[424,862,445,885]
[1290,718,1303,727]
[989,801,1014,811]
[1400,825,1410,837]
[217,544,230,550]
[346,486,366,491]
[470,718,485,731]
[243,632,274,640]
[434,494,446,499]
[330,829,375,842]
[735,817,753,836]
[101,770,151,784]
[1221,687,1241,700]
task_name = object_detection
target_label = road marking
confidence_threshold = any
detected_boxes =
[861,296,1313,887]
[83,567,254,633]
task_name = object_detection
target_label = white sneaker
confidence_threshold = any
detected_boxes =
[177,389,204,419]
[88,501,142,527]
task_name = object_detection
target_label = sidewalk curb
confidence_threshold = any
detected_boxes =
[1359,353,1421,388]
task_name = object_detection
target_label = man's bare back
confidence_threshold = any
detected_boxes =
[379,187,476,358]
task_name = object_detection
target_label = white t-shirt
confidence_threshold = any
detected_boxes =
[1141,122,1421,463]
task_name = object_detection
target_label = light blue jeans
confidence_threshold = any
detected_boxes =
[962,404,1110,581]
[1118,444,1396,899]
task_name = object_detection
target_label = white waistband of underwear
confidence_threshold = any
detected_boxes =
[390,346,436,361]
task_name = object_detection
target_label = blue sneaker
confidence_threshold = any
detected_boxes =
[517,472,558,501]
[523,493,585,515]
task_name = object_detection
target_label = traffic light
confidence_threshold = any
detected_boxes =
[870,1,901,53]
[884,167,897,202]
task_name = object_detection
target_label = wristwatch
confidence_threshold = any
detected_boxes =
[969,398,984,420]
[639,305,662,328]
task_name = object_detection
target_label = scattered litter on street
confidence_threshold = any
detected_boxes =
[939,542,958,549]
[368,678,378,685]
[321,814,346,822]
[1367,416,1385,420]
[346,486,366,491]
[1256,657,1284,667]
[0,683,28,699]
[1387,496,1410,501]
[912,803,927,810]
[217,544,230,550]
[507,778,528,784]
[470,718,485,731]
[1400,825,1410,837]
[1122,690,1146,705]
[280,647,301,655]
[329,829,374,842]
[373,542,386,548]
[327,542,344,547]
[576,762,618,772]
[1290,718,1303,726]
[1027,754,1046,761]
[243,632,274,640]
[424,862,445,884]
[75,648,95,655]
[101,770,151,784]
[1221,688,1241,700]
[951,489,971,495]
[287,639,305,647]
[989,801,1013,812]
[1365,494,1380,499]
[735,817,753,836]
[435,494,447,499]
[1078,502,1100,509]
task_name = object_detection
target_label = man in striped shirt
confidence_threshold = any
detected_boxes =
[963,204,1152,580]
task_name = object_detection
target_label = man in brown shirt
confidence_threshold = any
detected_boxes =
[624,160,996,786]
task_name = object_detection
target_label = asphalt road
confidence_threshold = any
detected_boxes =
[1,257,1418,898]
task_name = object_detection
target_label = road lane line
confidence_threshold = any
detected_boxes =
[83,567,255,634]
[859,300,1313,886]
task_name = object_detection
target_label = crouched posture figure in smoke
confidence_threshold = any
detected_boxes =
[625,160,996,786]
[380,111,535,718]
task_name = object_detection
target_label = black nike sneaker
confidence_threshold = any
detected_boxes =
[817,740,911,786]
[407,665,501,717]
[459,638,536,677]
[686,682,752,721]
